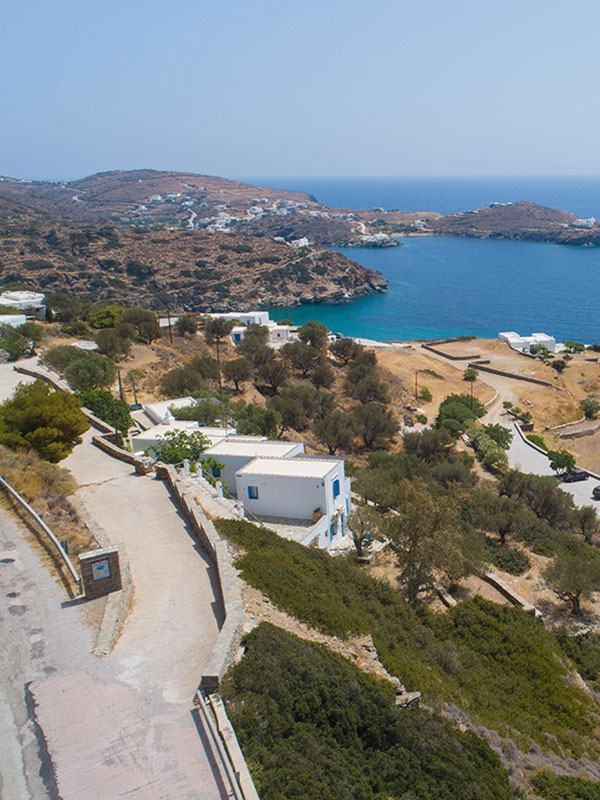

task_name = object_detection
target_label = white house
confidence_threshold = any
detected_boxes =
[235,456,351,548]
[0,314,27,328]
[290,237,309,248]
[209,311,270,327]
[203,438,303,492]
[499,331,556,353]
[229,321,299,347]
[142,396,197,425]
[0,291,45,315]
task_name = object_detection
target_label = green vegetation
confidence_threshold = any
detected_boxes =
[0,324,32,360]
[222,623,512,800]
[484,541,531,575]
[532,771,600,800]
[418,385,432,402]
[76,388,132,436]
[0,380,89,462]
[150,429,210,463]
[526,433,549,450]
[548,448,576,477]
[215,518,599,756]
[581,398,600,420]
[436,393,486,438]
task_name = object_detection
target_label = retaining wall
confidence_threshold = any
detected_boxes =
[155,464,244,691]
[468,360,558,388]
[421,343,480,360]
[91,434,152,474]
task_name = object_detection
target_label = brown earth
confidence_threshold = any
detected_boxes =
[0,195,386,311]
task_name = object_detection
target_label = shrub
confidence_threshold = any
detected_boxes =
[159,365,205,397]
[76,388,132,436]
[485,543,531,575]
[0,380,89,462]
[532,771,600,800]
[526,433,548,451]
[581,398,600,420]
[222,624,513,800]
[40,345,86,373]
[150,429,210,463]
[418,386,433,402]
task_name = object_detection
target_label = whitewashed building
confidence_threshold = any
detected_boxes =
[203,438,304,491]
[235,456,351,549]
[0,314,27,328]
[499,331,556,353]
[0,291,45,316]
[142,396,197,425]
[132,422,237,455]
[209,311,270,327]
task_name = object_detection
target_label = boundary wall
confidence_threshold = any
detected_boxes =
[468,360,558,388]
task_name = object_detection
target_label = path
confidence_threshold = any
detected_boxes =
[0,362,227,799]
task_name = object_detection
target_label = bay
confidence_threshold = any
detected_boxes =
[243,176,600,343]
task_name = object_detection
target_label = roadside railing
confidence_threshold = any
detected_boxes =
[0,475,81,592]
[195,690,259,800]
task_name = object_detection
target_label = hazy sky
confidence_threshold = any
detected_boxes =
[3,0,600,180]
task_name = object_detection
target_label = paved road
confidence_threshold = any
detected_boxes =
[0,362,227,799]
[507,423,600,512]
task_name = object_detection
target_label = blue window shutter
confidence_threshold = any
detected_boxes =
[333,479,340,499]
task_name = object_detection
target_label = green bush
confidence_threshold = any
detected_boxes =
[222,623,512,800]
[532,771,600,800]
[526,433,548,451]
[485,543,531,575]
[214,519,599,756]
[76,388,132,436]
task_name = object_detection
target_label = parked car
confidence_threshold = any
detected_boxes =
[563,470,590,483]
[592,485,600,499]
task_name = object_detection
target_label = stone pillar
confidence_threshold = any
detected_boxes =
[79,546,122,600]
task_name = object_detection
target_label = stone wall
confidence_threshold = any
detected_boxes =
[468,360,558,388]
[155,464,244,691]
[91,434,152,473]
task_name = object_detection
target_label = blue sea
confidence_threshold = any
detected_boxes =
[242,177,600,343]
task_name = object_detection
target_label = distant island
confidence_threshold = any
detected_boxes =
[2,168,599,248]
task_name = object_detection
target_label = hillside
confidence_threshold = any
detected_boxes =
[2,170,599,247]
[0,196,387,310]
[429,200,600,245]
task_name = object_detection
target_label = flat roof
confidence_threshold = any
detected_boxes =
[206,439,299,458]
[237,457,341,479]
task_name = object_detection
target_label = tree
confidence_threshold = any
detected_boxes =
[223,357,253,392]
[470,491,527,546]
[544,551,600,615]
[281,341,322,377]
[552,359,567,373]
[347,503,382,557]
[0,380,89,462]
[175,315,198,336]
[310,363,335,389]
[40,345,84,373]
[347,374,389,404]
[330,337,362,364]
[234,402,282,438]
[120,308,162,343]
[189,356,219,381]
[574,506,600,544]
[0,325,30,361]
[89,305,124,329]
[313,411,356,454]
[126,368,145,405]
[581,398,600,420]
[65,353,117,391]
[204,317,235,389]
[159,365,205,397]
[94,328,131,359]
[463,367,479,382]
[385,480,469,604]
[548,449,576,477]
[403,428,453,464]
[17,321,44,346]
[45,292,86,322]
[77,388,132,436]
[268,392,310,435]
[151,429,211,463]
[352,403,398,448]
[298,320,329,350]
[482,423,513,450]
[258,359,289,392]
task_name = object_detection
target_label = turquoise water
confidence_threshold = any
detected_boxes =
[257,177,600,342]
[270,236,600,342]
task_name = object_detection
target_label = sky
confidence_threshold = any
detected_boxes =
[3,0,600,181]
